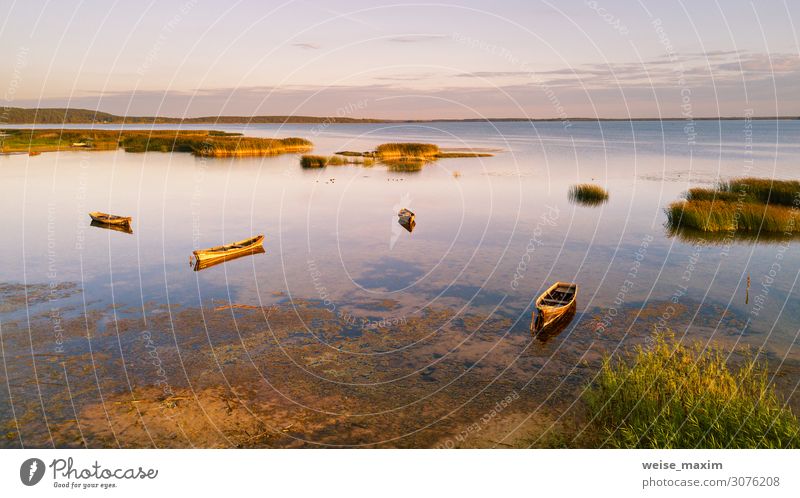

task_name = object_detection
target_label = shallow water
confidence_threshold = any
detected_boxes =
[2,120,799,447]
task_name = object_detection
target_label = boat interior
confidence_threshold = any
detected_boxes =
[541,285,575,306]
[540,285,576,306]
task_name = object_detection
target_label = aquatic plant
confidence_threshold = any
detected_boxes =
[375,142,440,160]
[301,154,374,168]
[665,200,800,232]
[719,178,800,207]
[686,179,800,207]
[435,151,493,158]
[685,187,742,203]
[584,333,800,448]
[0,129,312,157]
[300,155,348,168]
[568,183,609,206]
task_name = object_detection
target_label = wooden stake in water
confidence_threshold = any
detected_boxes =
[746,273,750,305]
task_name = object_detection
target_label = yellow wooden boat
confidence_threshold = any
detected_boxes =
[193,245,265,271]
[89,211,132,226]
[532,281,577,332]
[192,235,265,265]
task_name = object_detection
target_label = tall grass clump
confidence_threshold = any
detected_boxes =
[568,183,609,206]
[720,178,800,206]
[300,155,347,168]
[193,137,312,157]
[585,333,800,448]
[666,200,800,232]
[375,142,440,160]
[0,128,313,157]
[685,187,741,203]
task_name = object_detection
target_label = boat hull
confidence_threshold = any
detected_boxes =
[89,211,132,226]
[192,235,265,263]
[532,281,577,332]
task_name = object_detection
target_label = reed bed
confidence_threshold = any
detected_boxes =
[300,155,347,168]
[1,129,312,157]
[435,151,493,158]
[720,178,800,206]
[585,333,800,448]
[375,142,440,160]
[384,159,426,172]
[300,155,375,168]
[666,200,800,232]
[568,183,609,206]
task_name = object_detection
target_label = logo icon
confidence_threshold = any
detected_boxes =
[20,458,45,486]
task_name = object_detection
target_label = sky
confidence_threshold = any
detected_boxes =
[1,0,799,119]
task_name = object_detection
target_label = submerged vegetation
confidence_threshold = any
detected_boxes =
[667,178,800,233]
[0,129,312,157]
[568,183,609,206]
[585,333,800,448]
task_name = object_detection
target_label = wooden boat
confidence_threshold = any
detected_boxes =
[193,245,265,271]
[192,235,265,265]
[532,281,577,332]
[398,208,415,223]
[89,211,132,227]
[398,208,416,232]
[398,216,416,233]
[90,219,133,234]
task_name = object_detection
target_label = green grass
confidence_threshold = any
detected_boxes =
[585,333,800,448]
[568,183,609,206]
[667,178,800,233]
[685,187,742,203]
[687,179,800,207]
[0,129,312,157]
[720,178,800,206]
[666,200,800,232]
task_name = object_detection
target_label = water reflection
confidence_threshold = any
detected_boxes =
[89,219,134,234]
[192,246,266,271]
[532,307,577,343]
[666,226,800,245]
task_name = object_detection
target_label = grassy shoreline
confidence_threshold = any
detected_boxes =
[0,129,312,157]
[584,333,800,448]
[666,178,800,233]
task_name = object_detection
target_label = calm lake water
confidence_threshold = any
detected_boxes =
[2,119,800,447]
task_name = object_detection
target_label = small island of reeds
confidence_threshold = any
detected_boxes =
[568,183,609,206]
[666,178,800,233]
[300,154,374,168]
[331,143,493,171]
[585,333,800,448]
[0,129,312,157]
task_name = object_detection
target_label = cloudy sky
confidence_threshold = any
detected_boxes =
[2,0,798,118]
